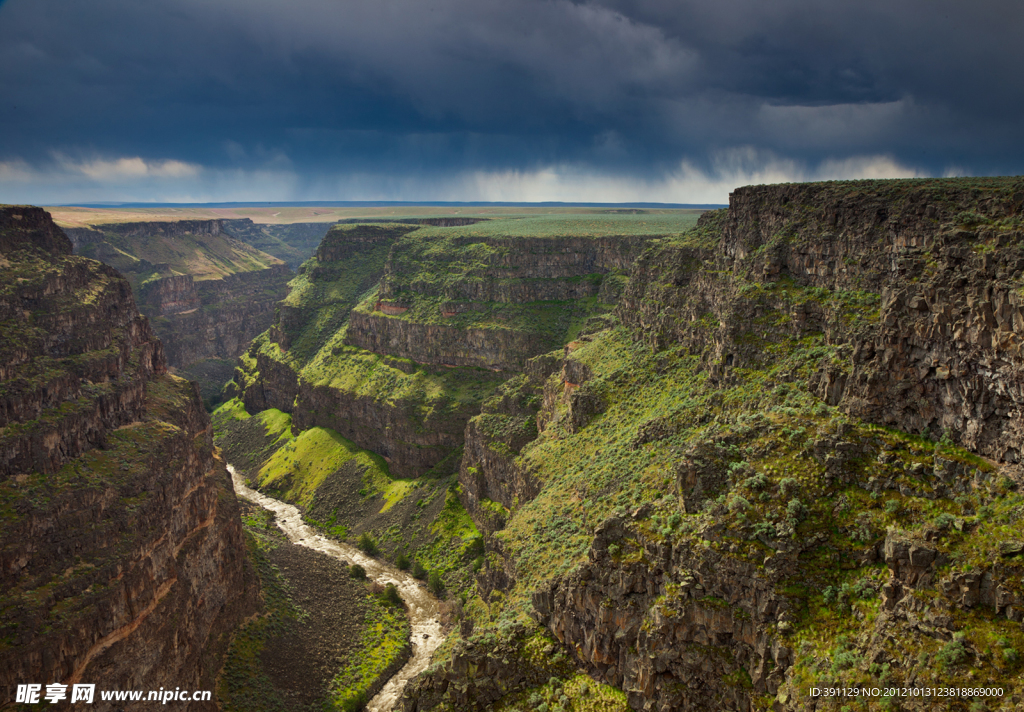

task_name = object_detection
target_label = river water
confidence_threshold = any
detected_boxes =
[228,464,446,712]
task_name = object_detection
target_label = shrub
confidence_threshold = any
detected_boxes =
[358,532,378,555]
[428,571,445,595]
[340,691,367,712]
[786,498,807,523]
[744,473,769,491]
[779,478,799,499]
[934,512,955,530]
[349,563,367,580]
[383,583,403,607]
[412,561,427,580]
[831,649,861,674]
[936,636,967,668]
[1004,648,1019,665]
[728,495,752,514]
[396,552,410,570]
[884,499,900,516]
[752,521,776,540]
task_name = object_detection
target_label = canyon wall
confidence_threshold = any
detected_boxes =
[233,222,652,478]
[399,178,1024,712]
[621,180,1024,466]
[0,207,256,708]
[65,219,292,401]
[143,265,291,368]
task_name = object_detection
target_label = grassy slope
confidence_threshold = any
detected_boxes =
[453,231,1024,710]
[75,227,282,288]
[213,401,484,597]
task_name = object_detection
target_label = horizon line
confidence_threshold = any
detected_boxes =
[50,200,727,209]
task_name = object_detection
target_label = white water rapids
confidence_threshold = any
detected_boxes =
[228,464,446,712]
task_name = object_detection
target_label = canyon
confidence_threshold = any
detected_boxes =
[63,218,333,404]
[7,179,1024,712]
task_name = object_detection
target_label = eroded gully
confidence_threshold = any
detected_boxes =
[228,464,445,712]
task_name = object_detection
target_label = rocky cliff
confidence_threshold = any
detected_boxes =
[395,178,1024,712]
[143,265,291,395]
[621,179,1024,466]
[64,219,291,402]
[232,221,656,479]
[0,206,256,708]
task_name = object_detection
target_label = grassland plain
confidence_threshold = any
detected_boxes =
[397,178,1024,712]
[46,205,705,229]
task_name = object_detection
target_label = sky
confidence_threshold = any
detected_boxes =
[0,0,1021,204]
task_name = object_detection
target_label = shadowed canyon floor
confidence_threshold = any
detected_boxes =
[228,464,444,712]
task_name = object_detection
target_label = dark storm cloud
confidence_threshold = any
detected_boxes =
[0,0,1021,201]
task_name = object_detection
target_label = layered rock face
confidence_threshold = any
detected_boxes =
[345,311,551,372]
[235,223,648,478]
[346,234,646,371]
[144,265,291,368]
[532,516,789,712]
[622,179,1024,466]
[0,209,164,478]
[0,207,255,707]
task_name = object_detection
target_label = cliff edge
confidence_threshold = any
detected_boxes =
[0,206,256,708]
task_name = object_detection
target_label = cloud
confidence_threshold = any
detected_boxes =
[452,149,925,203]
[0,159,34,182]
[0,0,1021,203]
[757,100,911,150]
[53,155,201,181]
[0,148,926,206]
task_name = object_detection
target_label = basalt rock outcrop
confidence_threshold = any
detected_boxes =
[532,515,792,712]
[622,179,1024,466]
[0,206,256,708]
[143,265,291,367]
[233,222,650,478]
[399,179,1024,712]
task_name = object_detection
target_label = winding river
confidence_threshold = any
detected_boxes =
[228,464,446,712]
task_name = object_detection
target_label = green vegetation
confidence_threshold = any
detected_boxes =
[408,211,701,240]
[490,672,630,712]
[257,426,392,507]
[328,598,410,712]
[73,222,282,290]
[212,398,484,597]
[274,225,401,362]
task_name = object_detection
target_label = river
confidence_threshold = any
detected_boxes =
[228,464,446,712]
